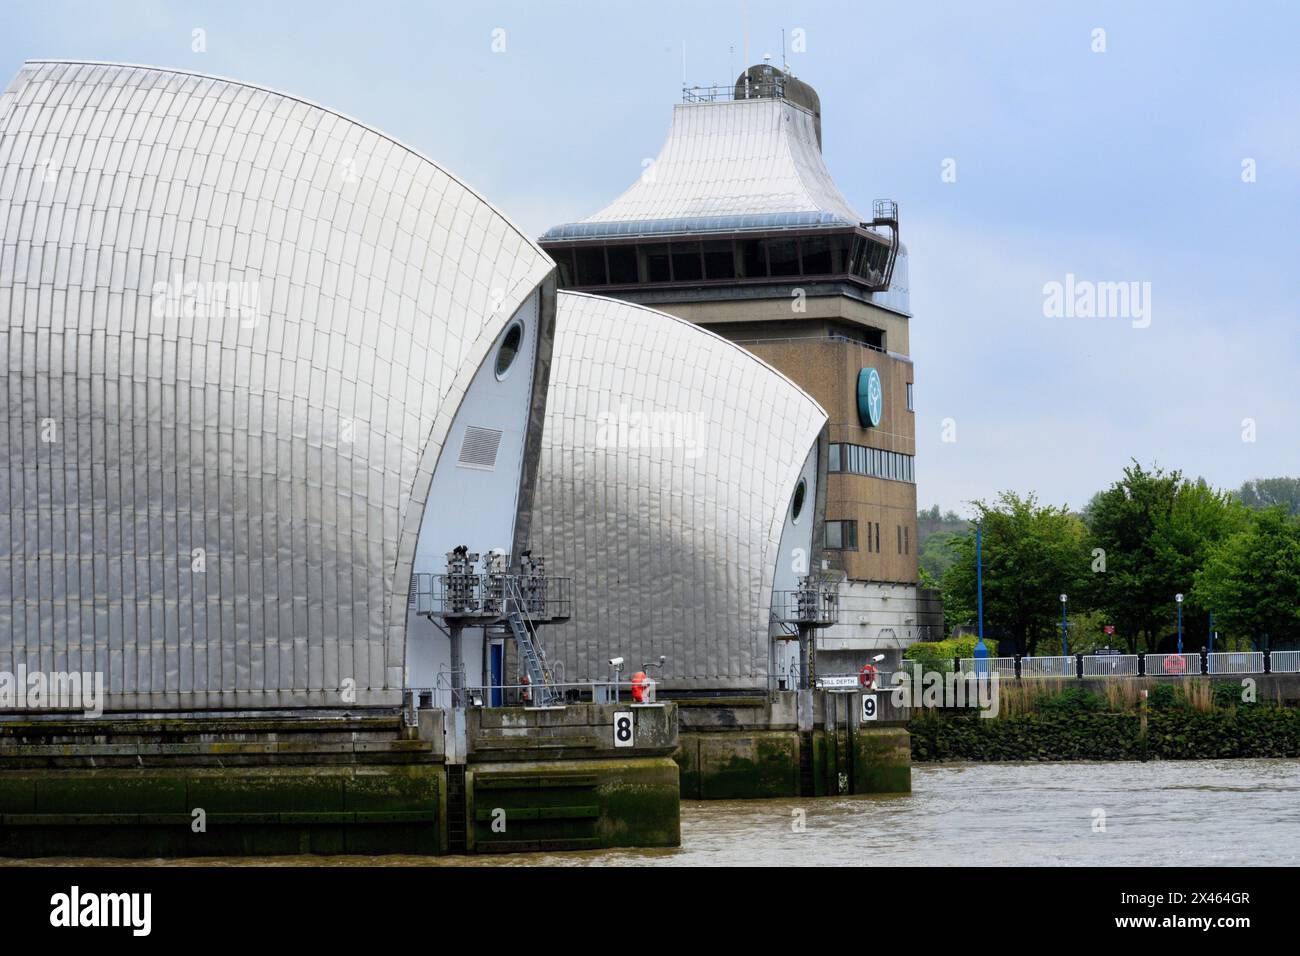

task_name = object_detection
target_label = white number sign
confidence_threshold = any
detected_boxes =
[861,694,878,721]
[613,711,634,747]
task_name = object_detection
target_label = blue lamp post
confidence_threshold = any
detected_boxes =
[976,525,986,648]
[974,524,988,676]
[1060,593,1068,656]
[1176,593,1184,655]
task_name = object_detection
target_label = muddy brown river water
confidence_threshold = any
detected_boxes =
[10,759,1300,867]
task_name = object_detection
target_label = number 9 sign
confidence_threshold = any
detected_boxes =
[861,694,878,721]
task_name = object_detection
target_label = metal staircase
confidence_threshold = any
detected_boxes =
[504,577,562,706]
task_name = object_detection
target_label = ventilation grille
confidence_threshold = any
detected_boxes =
[458,426,503,470]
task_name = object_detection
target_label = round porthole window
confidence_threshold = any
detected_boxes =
[495,322,524,380]
[791,478,807,523]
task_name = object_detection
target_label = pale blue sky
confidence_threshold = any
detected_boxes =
[3,0,1297,515]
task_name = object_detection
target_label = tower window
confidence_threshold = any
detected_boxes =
[574,246,607,286]
[800,236,832,274]
[740,239,767,278]
[825,520,858,551]
[643,244,671,282]
[607,244,638,284]
[703,240,736,280]
[671,242,703,281]
[767,238,799,277]
[826,442,915,484]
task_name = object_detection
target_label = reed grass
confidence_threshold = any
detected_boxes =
[992,675,1224,717]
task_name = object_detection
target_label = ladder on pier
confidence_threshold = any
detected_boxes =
[445,764,467,854]
[798,732,816,797]
[504,577,562,706]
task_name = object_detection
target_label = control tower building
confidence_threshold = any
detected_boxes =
[540,63,943,675]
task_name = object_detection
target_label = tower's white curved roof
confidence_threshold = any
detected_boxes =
[543,97,863,240]
[530,291,827,688]
[0,61,552,710]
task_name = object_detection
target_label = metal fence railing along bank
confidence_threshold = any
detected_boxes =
[953,651,1300,679]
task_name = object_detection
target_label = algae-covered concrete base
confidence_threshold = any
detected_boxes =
[0,715,444,857]
[466,758,680,853]
[461,702,680,853]
[850,727,911,794]
[674,691,911,799]
[0,693,896,856]
[0,703,682,858]
[0,764,443,857]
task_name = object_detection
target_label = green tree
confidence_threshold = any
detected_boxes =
[1083,462,1240,652]
[917,505,970,583]
[1237,477,1300,516]
[941,492,1089,656]
[1194,507,1300,649]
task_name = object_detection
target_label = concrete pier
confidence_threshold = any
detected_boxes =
[0,703,680,858]
[459,702,680,853]
[674,690,911,799]
[0,714,442,857]
[0,691,908,857]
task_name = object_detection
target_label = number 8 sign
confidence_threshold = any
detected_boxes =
[861,694,878,721]
[613,711,634,747]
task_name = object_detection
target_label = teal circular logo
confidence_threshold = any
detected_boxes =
[857,367,883,427]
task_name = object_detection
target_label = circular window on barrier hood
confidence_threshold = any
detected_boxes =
[791,478,807,523]
[495,322,524,380]
[857,367,883,428]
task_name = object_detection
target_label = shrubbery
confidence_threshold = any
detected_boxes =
[1036,687,1105,714]
[911,695,1299,762]
[903,637,998,672]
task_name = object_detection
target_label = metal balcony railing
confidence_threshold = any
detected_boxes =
[409,572,572,623]
[771,587,840,626]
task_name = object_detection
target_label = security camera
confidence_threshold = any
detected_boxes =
[871,653,886,663]
[609,657,624,667]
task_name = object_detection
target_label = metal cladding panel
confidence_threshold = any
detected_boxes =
[531,291,826,690]
[563,97,861,230]
[0,61,552,710]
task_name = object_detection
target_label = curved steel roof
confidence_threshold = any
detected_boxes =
[0,61,553,710]
[530,291,827,689]
[542,97,863,241]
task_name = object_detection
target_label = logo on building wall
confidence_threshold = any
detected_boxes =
[857,367,883,428]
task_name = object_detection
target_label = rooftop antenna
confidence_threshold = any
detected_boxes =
[781,28,786,72]
[742,0,750,98]
[681,39,687,91]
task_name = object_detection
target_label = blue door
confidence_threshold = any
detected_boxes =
[489,643,503,707]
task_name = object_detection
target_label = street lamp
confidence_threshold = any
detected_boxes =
[975,524,985,656]
[1060,593,1068,656]
[1175,594,1184,655]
